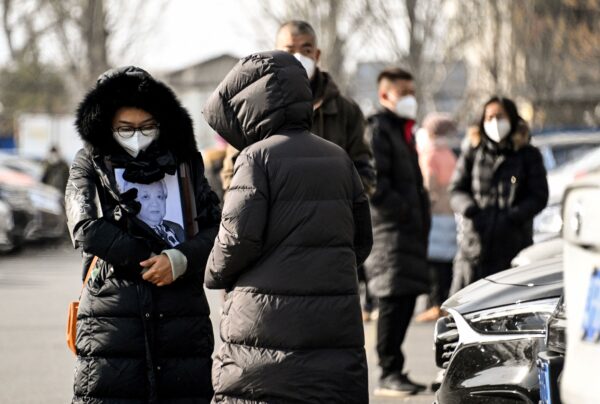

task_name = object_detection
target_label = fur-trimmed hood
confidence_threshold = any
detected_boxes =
[75,66,198,160]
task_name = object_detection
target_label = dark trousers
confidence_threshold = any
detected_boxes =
[357,264,375,311]
[376,295,417,379]
[428,261,453,307]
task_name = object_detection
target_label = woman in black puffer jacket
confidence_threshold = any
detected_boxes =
[65,66,220,403]
[449,96,548,293]
[203,51,373,403]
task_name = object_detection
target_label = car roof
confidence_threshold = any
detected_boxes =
[532,131,600,147]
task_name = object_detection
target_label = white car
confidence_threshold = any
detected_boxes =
[561,173,600,403]
[535,145,600,242]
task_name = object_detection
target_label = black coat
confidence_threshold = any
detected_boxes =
[449,132,548,289]
[202,51,373,403]
[364,109,431,297]
[65,67,221,403]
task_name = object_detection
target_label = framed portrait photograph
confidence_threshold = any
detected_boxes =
[115,168,186,246]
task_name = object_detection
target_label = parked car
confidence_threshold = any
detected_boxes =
[434,254,563,404]
[560,173,600,404]
[512,237,563,268]
[532,131,600,172]
[0,150,43,180]
[0,166,65,242]
[535,145,600,242]
[0,198,19,252]
[537,295,566,404]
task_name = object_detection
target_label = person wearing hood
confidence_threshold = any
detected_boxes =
[203,51,373,403]
[449,96,549,294]
[364,67,431,397]
[65,66,220,403]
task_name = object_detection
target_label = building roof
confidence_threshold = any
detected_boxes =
[164,54,239,89]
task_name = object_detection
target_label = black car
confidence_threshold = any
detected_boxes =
[537,296,566,404]
[434,256,563,404]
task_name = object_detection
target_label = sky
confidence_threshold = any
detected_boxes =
[0,0,268,74]
[132,1,262,72]
[0,0,399,75]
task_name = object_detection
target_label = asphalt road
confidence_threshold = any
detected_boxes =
[0,243,438,403]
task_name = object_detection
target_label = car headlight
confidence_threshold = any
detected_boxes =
[534,204,562,236]
[465,298,559,334]
[546,296,567,353]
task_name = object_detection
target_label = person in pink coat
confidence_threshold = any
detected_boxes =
[416,113,458,322]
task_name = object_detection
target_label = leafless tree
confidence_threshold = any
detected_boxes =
[247,0,378,90]
[0,0,167,131]
[248,0,468,118]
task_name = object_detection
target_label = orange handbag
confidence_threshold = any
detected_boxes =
[66,256,98,355]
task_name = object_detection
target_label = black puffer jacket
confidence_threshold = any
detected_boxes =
[65,67,220,403]
[449,130,548,289]
[203,51,373,403]
[364,109,431,297]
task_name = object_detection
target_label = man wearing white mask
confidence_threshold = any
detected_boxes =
[220,20,375,197]
[364,67,431,397]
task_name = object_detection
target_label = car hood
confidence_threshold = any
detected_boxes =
[443,257,563,315]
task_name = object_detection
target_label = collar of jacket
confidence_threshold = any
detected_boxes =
[372,108,417,146]
[312,69,339,115]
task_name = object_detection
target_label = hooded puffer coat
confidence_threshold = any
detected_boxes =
[203,51,373,403]
[65,66,221,403]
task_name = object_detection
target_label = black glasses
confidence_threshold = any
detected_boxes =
[114,123,160,138]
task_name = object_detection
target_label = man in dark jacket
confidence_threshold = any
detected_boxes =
[365,67,431,396]
[220,20,375,196]
[203,51,373,403]
[41,145,70,193]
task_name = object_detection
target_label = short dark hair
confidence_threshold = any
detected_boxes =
[478,96,522,138]
[278,20,317,43]
[377,67,413,84]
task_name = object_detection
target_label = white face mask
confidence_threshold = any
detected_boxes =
[293,53,316,79]
[394,95,418,120]
[484,118,511,143]
[113,129,158,157]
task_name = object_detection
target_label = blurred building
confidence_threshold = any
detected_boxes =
[15,113,81,162]
[162,54,239,150]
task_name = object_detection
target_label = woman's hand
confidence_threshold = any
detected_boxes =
[140,255,174,287]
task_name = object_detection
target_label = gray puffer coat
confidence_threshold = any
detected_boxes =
[203,51,373,403]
